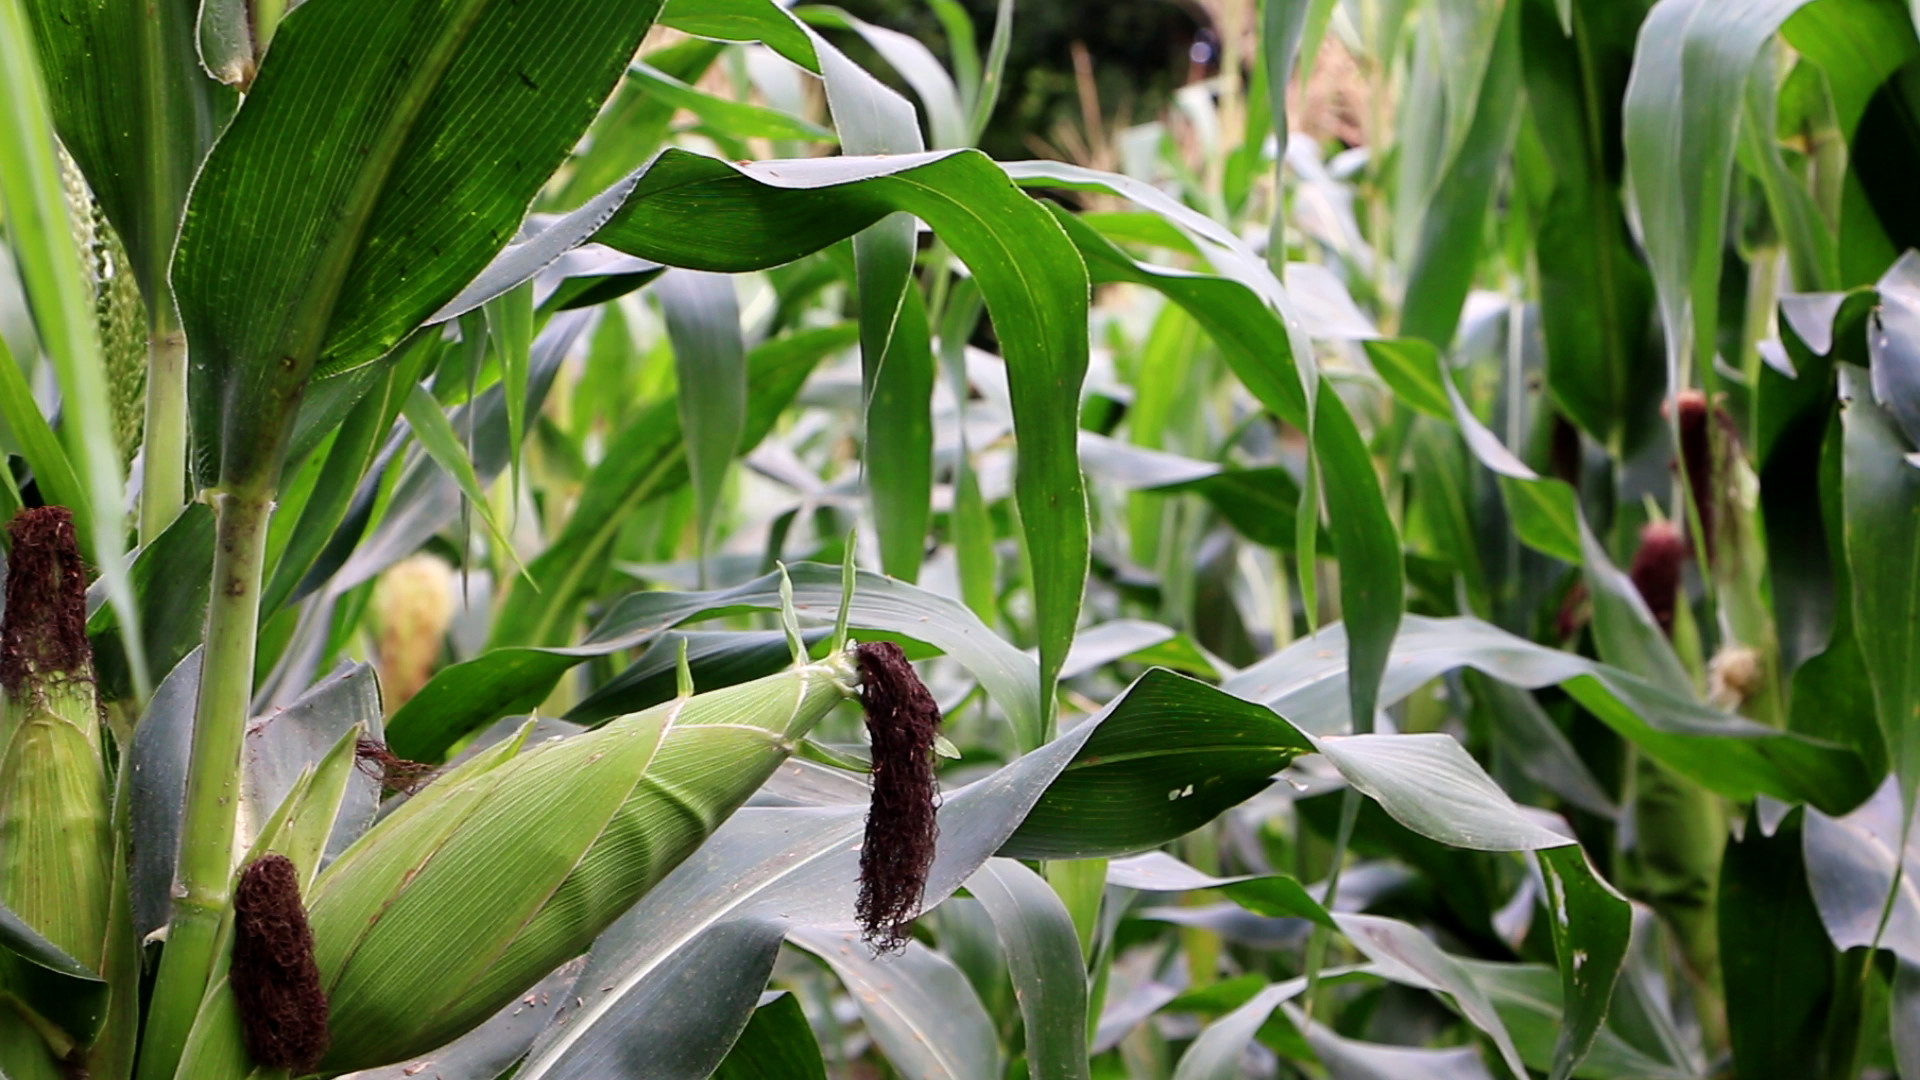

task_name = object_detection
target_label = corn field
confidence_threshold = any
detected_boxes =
[0,0,1916,1076]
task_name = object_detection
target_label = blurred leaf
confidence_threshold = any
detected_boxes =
[568,629,827,727]
[1314,383,1405,735]
[486,322,852,650]
[1336,913,1527,1079]
[632,61,834,142]
[125,649,201,941]
[1226,615,1872,811]
[1719,807,1836,1080]
[1400,0,1523,347]
[711,992,828,1080]
[965,858,1091,1080]
[656,270,746,569]
[800,5,968,149]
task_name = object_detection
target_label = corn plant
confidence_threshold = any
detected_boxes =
[1,0,1919,1077]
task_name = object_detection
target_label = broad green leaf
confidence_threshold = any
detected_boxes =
[866,284,935,582]
[1317,734,1572,851]
[655,270,746,572]
[661,0,819,69]
[1802,780,1920,963]
[171,0,668,490]
[1314,383,1404,735]
[1170,977,1314,1080]
[1105,852,1336,930]
[1400,0,1523,347]
[1050,206,1307,429]
[790,927,1002,1080]
[1000,670,1312,859]
[1841,364,1920,815]
[712,992,829,1080]
[1078,432,1308,552]
[965,858,1091,1080]
[1225,615,1872,811]
[1519,0,1661,456]
[1719,807,1838,1080]
[486,322,853,651]
[1623,0,1820,380]
[519,922,786,1080]
[1536,845,1631,1080]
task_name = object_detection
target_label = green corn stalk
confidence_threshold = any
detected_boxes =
[293,644,860,1072]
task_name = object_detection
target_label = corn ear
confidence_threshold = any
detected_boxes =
[305,648,860,1072]
[0,508,111,973]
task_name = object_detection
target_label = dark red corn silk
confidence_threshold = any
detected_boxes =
[1549,414,1583,487]
[1629,521,1686,637]
[1674,389,1714,561]
[354,737,437,795]
[854,642,942,953]
[231,854,330,1072]
[0,506,92,694]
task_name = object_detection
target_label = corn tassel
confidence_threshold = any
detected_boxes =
[302,647,861,1072]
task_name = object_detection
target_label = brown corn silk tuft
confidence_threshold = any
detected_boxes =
[232,854,330,1072]
[1673,389,1714,560]
[353,737,437,795]
[1629,521,1686,636]
[1,507,91,691]
[854,642,942,952]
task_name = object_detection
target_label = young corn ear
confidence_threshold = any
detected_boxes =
[301,647,862,1072]
[0,507,112,972]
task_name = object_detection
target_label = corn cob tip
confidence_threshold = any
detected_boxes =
[232,854,330,1073]
[1628,521,1685,637]
[1,506,91,693]
[853,641,941,953]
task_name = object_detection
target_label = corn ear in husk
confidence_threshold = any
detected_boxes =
[0,508,112,973]
[304,647,860,1072]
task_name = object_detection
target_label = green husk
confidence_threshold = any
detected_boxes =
[305,647,861,1072]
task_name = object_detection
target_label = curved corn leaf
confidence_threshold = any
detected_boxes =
[964,858,1091,1080]
[1227,614,1870,810]
[171,0,667,488]
[790,926,1001,1080]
